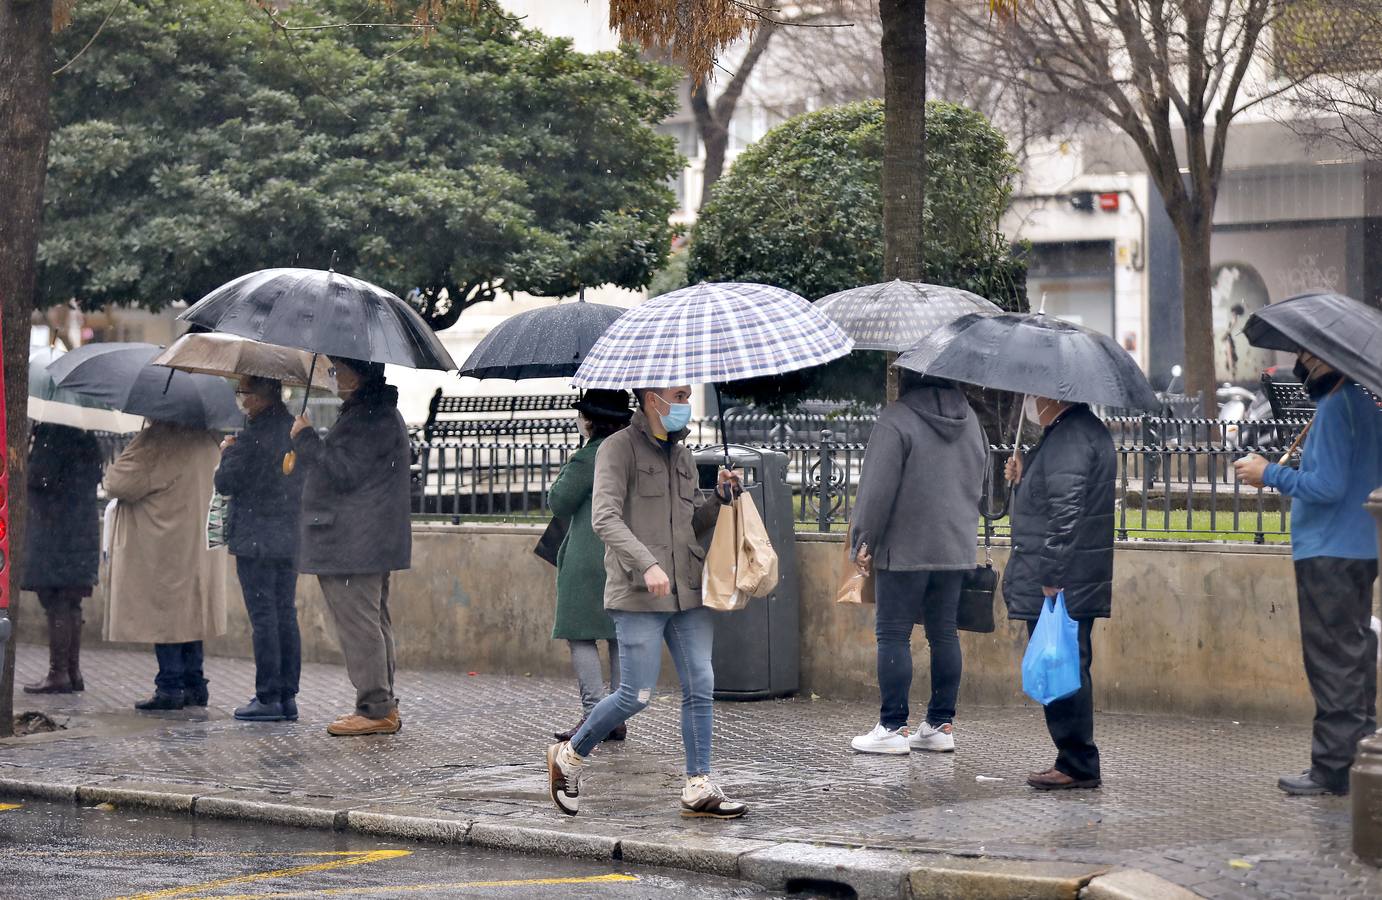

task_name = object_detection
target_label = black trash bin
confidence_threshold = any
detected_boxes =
[695,445,800,700]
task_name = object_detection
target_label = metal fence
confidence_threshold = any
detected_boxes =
[410,414,1306,543]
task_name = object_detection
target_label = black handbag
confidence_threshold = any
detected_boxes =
[533,516,569,567]
[958,457,1002,634]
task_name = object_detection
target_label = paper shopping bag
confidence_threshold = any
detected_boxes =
[702,502,742,610]
[734,493,779,599]
[835,538,874,604]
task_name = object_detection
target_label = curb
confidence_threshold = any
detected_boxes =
[0,775,1197,899]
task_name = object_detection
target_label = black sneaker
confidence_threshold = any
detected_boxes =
[546,742,584,816]
[234,698,286,722]
[135,692,185,712]
[282,698,299,721]
[1279,771,1347,796]
[185,685,209,707]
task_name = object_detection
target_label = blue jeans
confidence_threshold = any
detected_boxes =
[237,556,301,704]
[875,569,964,730]
[571,606,715,776]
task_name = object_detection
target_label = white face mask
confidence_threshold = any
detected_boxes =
[1023,395,1042,424]
[235,395,252,416]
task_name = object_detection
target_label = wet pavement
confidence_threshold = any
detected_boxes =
[6,643,1382,898]
[0,799,780,898]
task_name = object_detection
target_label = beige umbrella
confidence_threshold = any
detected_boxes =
[153,332,337,391]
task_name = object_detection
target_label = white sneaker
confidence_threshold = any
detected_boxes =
[546,741,586,815]
[851,723,910,755]
[680,776,748,819]
[909,722,955,752]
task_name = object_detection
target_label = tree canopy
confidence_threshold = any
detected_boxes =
[40,0,682,328]
[687,99,1027,406]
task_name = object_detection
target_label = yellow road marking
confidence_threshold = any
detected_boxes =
[111,849,411,900]
[0,803,21,812]
[212,873,639,898]
[14,851,393,860]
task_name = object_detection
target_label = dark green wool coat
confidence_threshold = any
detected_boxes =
[550,439,617,641]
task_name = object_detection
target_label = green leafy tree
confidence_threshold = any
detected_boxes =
[40,0,682,329]
[688,99,1027,408]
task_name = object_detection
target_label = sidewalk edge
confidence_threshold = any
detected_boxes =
[0,776,1198,899]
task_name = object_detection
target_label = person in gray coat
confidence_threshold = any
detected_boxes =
[290,356,411,737]
[848,371,986,756]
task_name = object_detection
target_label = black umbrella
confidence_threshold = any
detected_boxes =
[1243,292,1382,397]
[180,268,456,371]
[457,300,626,380]
[813,279,1002,352]
[48,343,240,430]
[895,311,1160,411]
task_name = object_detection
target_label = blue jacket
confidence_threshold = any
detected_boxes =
[214,403,304,560]
[1264,381,1382,561]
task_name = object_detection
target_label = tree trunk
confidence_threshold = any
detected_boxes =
[0,0,52,737]
[697,108,730,209]
[879,0,926,401]
[1177,209,1219,418]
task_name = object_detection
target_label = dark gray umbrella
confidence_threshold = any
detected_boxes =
[895,312,1160,411]
[48,343,240,430]
[180,268,456,371]
[458,300,626,380]
[814,279,1002,352]
[1243,292,1382,397]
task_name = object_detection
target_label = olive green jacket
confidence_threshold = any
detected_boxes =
[590,411,723,612]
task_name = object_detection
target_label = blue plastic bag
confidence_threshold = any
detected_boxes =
[1021,591,1082,706]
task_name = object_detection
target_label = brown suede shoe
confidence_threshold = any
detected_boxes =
[1027,769,1101,791]
[327,709,401,736]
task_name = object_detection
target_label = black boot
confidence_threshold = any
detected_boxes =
[67,606,85,692]
[135,691,185,711]
[23,611,74,694]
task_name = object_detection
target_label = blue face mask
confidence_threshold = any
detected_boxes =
[655,395,692,433]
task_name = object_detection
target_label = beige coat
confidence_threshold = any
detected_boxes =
[103,423,228,644]
[590,411,723,612]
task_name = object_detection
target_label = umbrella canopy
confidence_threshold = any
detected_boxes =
[180,268,456,371]
[48,343,240,431]
[154,332,338,391]
[896,312,1160,411]
[814,279,1002,352]
[572,282,852,389]
[458,301,626,381]
[28,347,144,433]
[1243,292,1382,397]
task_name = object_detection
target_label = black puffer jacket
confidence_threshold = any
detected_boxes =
[20,424,104,591]
[214,403,303,560]
[1002,405,1116,621]
[293,381,411,576]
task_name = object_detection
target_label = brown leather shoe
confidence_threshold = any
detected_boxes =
[1027,769,1101,791]
[327,709,401,736]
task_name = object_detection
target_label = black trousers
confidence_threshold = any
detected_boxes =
[154,642,205,695]
[1295,557,1380,791]
[236,556,302,705]
[1027,616,1100,781]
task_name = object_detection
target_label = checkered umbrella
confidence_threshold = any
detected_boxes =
[814,279,1002,352]
[571,282,852,390]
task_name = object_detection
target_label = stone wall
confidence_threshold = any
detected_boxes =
[16,524,1317,722]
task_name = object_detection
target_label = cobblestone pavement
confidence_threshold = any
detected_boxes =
[7,643,1382,898]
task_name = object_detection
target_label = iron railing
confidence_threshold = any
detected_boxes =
[410,414,1305,543]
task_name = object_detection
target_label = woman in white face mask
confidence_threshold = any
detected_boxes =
[548,390,634,745]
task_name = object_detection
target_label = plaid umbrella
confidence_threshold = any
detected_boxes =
[814,279,1002,352]
[572,282,852,389]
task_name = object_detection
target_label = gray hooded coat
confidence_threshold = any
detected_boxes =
[849,384,986,571]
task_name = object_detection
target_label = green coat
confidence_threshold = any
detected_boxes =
[550,439,617,641]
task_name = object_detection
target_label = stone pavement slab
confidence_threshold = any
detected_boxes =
[4,643,1382,898]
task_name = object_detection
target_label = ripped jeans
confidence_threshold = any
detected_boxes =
[570,606,715,776]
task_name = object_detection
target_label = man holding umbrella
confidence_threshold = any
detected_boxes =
[1236,345,1382,796]
[291,357,412,737]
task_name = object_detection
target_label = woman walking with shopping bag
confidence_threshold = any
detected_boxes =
[545,385,744,819]
[549,390,632,743]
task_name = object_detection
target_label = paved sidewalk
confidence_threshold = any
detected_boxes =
[4,643,1380,898]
